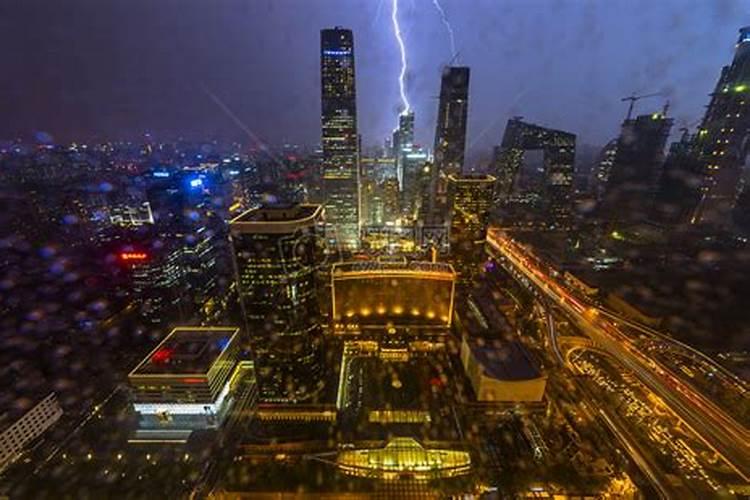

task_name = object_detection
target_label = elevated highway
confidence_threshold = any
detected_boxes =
[486,227,750,482]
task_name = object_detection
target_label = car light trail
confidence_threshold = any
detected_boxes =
[391,0,410,115]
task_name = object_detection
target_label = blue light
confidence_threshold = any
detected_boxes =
[190,178,203,188]
[215,337,230,351]
[153,171,170,178]
[323,49,350,56]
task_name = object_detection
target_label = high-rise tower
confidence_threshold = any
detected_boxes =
[229,204,325,402]
[600,111,672,225]
[693,27,750,226]
[431,67,470,221]
[493,118,576,228]
[321,27,360,249]
[393,111,415,191]
[448,174,496,283]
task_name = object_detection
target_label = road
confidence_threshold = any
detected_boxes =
[486,227,750,482]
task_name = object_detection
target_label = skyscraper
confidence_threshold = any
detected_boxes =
[448,173,496,283]
[393,111,415,192]
[600,111,672,225]
[653,129,704,225]
[321,27,360,249]
[693,27,750,226]
[431,67,470,221]
[229,204,325,402]
[493,118,576,228]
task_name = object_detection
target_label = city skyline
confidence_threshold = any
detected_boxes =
[1,0,748,159]
[1,3,750,497]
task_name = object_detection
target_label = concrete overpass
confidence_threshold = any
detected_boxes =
[486,227,750,482]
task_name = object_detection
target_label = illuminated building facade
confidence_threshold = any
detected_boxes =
[494,118,576,228]
[448,174,495,283]
[337,437,471,480]
[401,146,428,221]
[126,242,187,324]
[693,26,750,226]
[393,111,414,191]
[359,177,383,226]
[0,393,62,473]
[382,178,401,223]
[600,111,672,225]
[128,327,253,440]
[592,139,618,201]
[229,204,324,401]
[331,261,456,331]
[431,67,471,221]
[321,27,360,249]
[460,337,547,402]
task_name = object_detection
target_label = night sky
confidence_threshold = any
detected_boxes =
[1,0,748,160]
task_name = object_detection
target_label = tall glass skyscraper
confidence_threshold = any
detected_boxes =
[229,204,324,402]
[431,67,470,221]
[693,27,750,226]
[448,174,495,283]
[321,27,360,249]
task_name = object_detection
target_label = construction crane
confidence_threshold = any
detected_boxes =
[621,92,662,120]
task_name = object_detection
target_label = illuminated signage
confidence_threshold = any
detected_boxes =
[323,49,350,56]
[120,252,148,261]
[153,171,170,178]
[190,178,203,188]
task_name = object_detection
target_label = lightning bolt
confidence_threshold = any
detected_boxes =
[431,0,456,61]
[391,0,410,116]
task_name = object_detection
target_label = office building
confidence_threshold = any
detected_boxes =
[592,139,618,201]
[128,327,254,441]
[693,27,750,226]
[401,145,428,221]
[0,393,63,473]
[382,178,401,223]
[125,241,188,324]
[331,261,456,332]
[431,67,471,221]
[321,27,360,249]
[393,111,415,192]
[600,111,673,225]
[447,174,496,282]
[653,130,704,225]
[229,204,324,401]
[494,118,576,228]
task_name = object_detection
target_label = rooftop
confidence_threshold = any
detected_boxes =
[229,204,322,234]
[447,173,497,183]
[465,338,541,381]
[333,260,455,277]
[130,327,239,377]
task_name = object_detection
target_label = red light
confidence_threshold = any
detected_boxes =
[120,252,148,261]
[182,378,205,384]
[151,348,173,363]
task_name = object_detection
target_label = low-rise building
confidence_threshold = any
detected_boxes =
[460,337,547,402]
[0,392,63,473]
[128,326,255,441]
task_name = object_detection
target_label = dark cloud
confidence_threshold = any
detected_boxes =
[0,0,744,160]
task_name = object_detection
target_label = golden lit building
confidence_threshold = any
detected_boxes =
[337,437,471,480]
[331,261,456,330]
